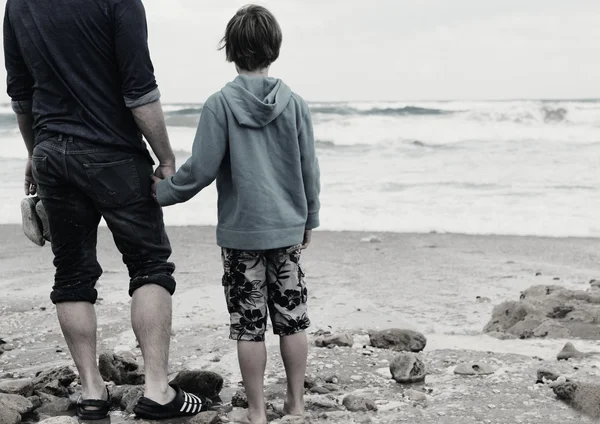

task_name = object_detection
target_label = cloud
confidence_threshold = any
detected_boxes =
[1,0,598,101]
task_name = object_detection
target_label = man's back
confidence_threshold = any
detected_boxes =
[4,0,158,153]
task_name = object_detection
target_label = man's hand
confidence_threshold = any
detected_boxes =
[25,157,37,195]
[301,229,312,250]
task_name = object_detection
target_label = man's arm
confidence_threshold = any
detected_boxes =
[130,100,176,177]
[4,3,36,194]
[113,0,175,176]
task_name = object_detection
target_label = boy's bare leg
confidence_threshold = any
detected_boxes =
[238,341,268,424]
[131,284,176,404]
[280,331,308,415]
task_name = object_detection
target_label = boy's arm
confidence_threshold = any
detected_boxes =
[156,106,227,206]
[298,109,321,230]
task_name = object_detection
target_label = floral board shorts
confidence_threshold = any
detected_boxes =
[221,244,311,341]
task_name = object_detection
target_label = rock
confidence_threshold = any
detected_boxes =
[553,381,600,419]
[189,411,221,424]
[34,367,76,389]
[310,386,330,394]
[28,396,43,409]
[405,389,428,402]
[274,417,306,424]
[0,379,34,397]
[342,394,377,412]
[454,362,496,376]
[0,408,20,424]
[304,376,317,389]
[484,285,600,339]
[38,418,78,424]
[322,383,341,392]
[231,389,248,408]
[361,236,381,243]
[368,329,427,352]
[99,352,144,385]
[314,333,354,348]
[537,369,560,384]
[35,397,76,414]
[324,375,339,384]
[591,280,600,290]
[170,370,224,398]
[305,394,344,411]
[390,353,426,384]
[38,379,70,398]
[0,394,34,414]
[557,342,586,360]
[120,385,145,413]
[476,296,491,303]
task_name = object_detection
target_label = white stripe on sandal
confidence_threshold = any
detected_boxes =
[180,392,203,414]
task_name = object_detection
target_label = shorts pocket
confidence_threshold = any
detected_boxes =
[84,157,142,207]
[31,155,57,185]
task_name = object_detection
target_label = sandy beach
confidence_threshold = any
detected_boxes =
[1,224,600,423]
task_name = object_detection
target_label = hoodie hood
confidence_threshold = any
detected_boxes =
[220,75,292,128]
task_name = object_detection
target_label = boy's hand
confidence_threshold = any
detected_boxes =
[151,175,161,200]
[301,229,312,249]
[154,163,176,179]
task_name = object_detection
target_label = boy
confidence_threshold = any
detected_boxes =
[154,5,320,424]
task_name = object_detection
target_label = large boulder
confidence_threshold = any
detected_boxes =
[484,285,600,339]
[99,352,144,385]
[553,381,600,419]
[389,353,426,384]
[369,329,426,352]
[170,371,224,398]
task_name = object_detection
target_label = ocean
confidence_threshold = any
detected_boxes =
[0,100,599,238]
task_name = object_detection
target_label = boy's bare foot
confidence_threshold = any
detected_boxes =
[283,399,305,416]
[229,408,267,424]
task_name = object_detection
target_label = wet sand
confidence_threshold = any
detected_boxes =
[1,224,600,422]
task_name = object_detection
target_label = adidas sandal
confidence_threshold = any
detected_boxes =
[134,384,211,419]
[35,199,52,242]
[76,386,111,420]
[21,197,44,246]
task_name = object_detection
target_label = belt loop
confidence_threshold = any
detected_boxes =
[58,134,63,142]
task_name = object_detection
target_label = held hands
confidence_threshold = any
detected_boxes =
[25,157,37,195]
[151,162,176,200]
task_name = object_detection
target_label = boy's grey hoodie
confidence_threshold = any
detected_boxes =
[156,75,320,250]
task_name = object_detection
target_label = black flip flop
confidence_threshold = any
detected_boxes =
[76,386,111,420]
[134,384,211,419]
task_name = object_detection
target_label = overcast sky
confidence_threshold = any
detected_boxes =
[2,0,599,102]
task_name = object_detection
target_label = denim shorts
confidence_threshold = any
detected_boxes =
[221,244,310,341]
[32,136,176,304]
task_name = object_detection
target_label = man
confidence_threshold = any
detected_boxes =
[3,0,208,419]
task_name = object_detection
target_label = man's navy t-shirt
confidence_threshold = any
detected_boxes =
[3,0,160,155]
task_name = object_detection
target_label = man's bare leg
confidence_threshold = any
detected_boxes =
[281,331,308,416]
[57,302,106,402]
[131,284,176,404]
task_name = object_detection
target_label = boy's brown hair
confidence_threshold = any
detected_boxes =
[219,5,282,71]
